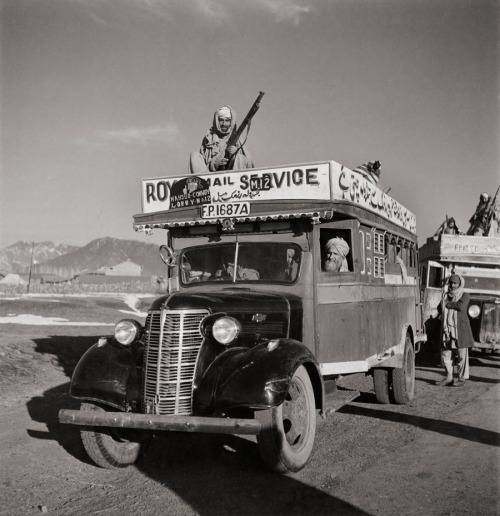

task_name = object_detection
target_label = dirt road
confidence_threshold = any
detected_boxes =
[0,297,498,515]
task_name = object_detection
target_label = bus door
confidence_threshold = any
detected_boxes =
[411,247,424,340]
[421,260,445,349]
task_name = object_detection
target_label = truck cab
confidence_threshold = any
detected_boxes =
[420,234,500,353]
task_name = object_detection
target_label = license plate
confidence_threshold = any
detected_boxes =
[201,202,250,219]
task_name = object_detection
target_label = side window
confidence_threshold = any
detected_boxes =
[409,247,415,269]
[420,265,428,289]
[373,231,385,278]
[386,236,407,266]
[385,236,396,265]
[320,229,353,273]
[427,265,444,289]
[403,245,410,267]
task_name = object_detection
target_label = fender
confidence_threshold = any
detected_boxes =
[371,323,414,369]
[194,338,323,416]
[70,339,143,411]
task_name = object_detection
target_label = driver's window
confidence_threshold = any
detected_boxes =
[180,243,301,285]
[181,244,235,283]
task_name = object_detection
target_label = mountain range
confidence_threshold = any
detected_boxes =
[0,238,167,278]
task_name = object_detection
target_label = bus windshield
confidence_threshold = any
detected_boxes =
[180,242,302,285]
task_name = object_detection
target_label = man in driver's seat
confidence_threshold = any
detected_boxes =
[181,260,211,283]
[216,261,259,281]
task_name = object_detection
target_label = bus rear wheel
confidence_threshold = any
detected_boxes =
[256,365,316,473]
[392,333,415,404]
[373,368,392,404]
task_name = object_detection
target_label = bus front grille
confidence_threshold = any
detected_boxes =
[143,309,208,415]
[479,301,500,344]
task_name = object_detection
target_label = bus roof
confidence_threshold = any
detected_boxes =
[133,160,417,235]
[419,234,500,265]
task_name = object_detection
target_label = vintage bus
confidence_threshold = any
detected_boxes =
[420,232,500,353]
[59,160,426,473]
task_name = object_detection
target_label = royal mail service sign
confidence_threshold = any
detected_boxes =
[141,163,332,214]
[139,160,417,234]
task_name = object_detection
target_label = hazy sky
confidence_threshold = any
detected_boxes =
[1,0,498,248]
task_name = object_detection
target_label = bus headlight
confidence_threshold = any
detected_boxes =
[212,317,241,345]
[114,319,143,346]
[468,305,481,318]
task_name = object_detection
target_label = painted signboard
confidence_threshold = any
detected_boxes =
[141,162,331,213]
[331,166,417,234]
[140,161,417,233]
[439,235,500,259]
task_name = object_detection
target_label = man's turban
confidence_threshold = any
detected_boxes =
[326,237,350,257]
[216,106,232,118]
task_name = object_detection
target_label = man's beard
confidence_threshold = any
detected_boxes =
[324,258,341,272]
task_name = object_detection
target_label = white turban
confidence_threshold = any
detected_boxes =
[326,237,349,257]
[216,106,232,118]
[213,106,236,136]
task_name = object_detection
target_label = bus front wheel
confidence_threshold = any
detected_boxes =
[256,365,316,473]
[80,402,150,468]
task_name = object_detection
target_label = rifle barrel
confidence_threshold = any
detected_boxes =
[221,92,265,170]
[228,92,265,147]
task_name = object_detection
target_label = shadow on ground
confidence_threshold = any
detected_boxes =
[32,335,97,377]
[134,432,368,515]
[339,404,500,447]
[27,335,101,465]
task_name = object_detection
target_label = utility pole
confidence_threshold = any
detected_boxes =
[27,241,35,293]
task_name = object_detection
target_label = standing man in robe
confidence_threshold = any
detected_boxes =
[189,106,254,174]
[436,274,474,387]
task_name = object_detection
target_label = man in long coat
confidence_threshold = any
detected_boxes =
[436,274,474,386]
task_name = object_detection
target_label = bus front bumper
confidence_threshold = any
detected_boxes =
[59,409,262,435]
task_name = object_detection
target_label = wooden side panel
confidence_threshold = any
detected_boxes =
[316,286,415,364]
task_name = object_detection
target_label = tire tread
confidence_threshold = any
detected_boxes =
[256,365,316,473]
[80,402,146,469]
[392,334,415,405]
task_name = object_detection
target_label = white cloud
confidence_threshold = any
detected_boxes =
[99,124,180,145]
[185,0,230,22]
[174,0,314,25]
[79,0,313,26]
[69,123,180,149]
[254,0,313,25]
[80,0,228,24]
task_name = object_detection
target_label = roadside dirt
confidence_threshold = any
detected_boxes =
[0,295,498,515]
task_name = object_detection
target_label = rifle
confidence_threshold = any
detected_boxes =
[219,91,265,171]
[483,185,500,235]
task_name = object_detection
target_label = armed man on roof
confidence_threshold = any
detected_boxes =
[189,92,264,174]
[467,187,500,236]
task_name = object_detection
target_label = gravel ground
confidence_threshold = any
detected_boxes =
[0,295,498,515]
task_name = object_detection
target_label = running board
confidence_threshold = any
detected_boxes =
[324,388,360,416]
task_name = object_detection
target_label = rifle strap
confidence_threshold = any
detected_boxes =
[237,122,251,150]
[228,124,251,169]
